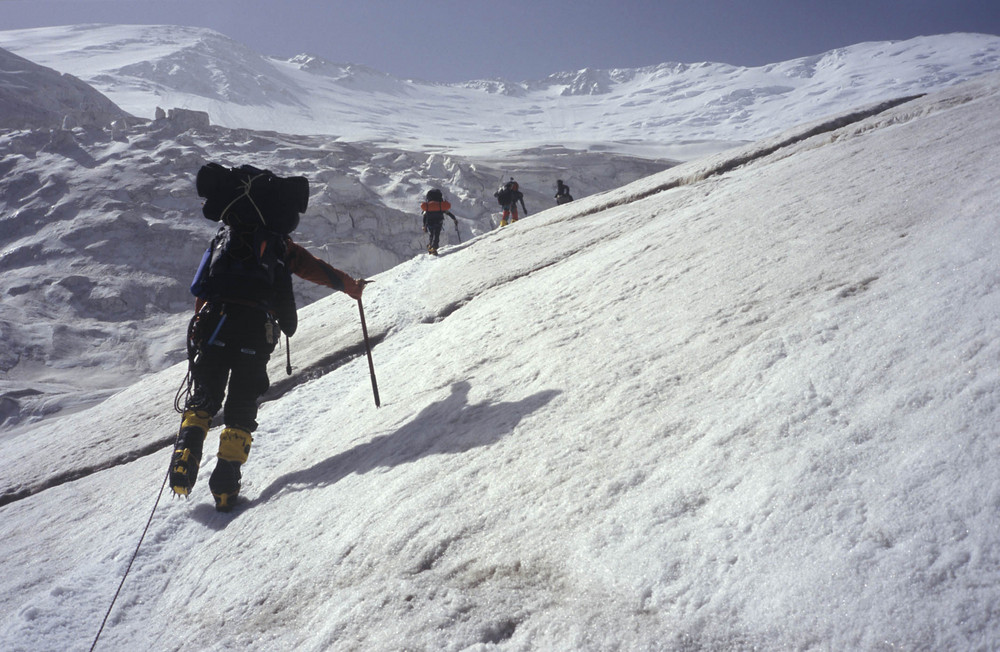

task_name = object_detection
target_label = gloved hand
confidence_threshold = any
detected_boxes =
[343,277,368,301]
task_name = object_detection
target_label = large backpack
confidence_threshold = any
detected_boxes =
[191,226,297,335]
[494,183,512,206]
[421,188,451,213]
[196,163,309,234]
[192,162,303,334]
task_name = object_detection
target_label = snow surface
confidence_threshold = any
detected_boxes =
[1,25,1000,652]
[0,46,130,131]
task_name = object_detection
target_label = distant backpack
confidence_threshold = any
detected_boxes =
[556,180,573,204]
[494,181,516,206]
[196,163,309,234]
[421,188,451,213]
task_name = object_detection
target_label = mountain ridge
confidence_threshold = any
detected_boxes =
[0,46,131,130]
[3,26,997,154]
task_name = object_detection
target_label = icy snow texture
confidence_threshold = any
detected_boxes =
[0,46,130,130]
[0,26,999,651]
[2,72,999,651]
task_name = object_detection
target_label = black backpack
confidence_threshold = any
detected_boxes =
[196,163,308,235]
[191,226,297,335]
[192,162,303,335]
[426,188,444,203]
[494,183,512,206]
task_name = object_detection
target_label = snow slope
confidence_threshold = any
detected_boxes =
[0,27,679,429]
[0,113,669,429]
[1,71,999,651]
[0,46,130,131]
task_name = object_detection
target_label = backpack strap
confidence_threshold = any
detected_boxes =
[219,172,269,228]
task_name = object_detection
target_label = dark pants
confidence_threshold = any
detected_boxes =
[426,217,443,249]
[186,303,277,431]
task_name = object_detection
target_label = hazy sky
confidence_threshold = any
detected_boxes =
[5,0,1000,82]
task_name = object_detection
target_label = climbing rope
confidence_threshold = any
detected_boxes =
[218,173,267,228]
[89,469,170,652]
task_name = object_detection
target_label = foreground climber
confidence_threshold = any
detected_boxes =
[170,163,365,511]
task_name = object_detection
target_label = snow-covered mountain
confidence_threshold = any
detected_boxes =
[0,27,680,428]
[0,46,131,130]
[0,26,997,438]
[2,66,999,650]
[3,25,999,155]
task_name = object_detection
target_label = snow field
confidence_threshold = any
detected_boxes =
[1,28,1000,652]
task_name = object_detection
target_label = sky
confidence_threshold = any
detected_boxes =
[5,0,1000,82]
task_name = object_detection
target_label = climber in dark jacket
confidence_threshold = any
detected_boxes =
[495,178,528,226]
[170,164,366,511]
[555,179,573,205]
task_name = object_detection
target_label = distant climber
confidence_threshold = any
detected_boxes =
[555,179,573,205]
[494,177,528,226]
[420,188,458,255]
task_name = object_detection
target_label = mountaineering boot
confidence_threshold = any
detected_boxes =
[169,410,212,496]
[499,218,508,227]
[210,426,252,512]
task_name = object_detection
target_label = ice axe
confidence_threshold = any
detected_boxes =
[356,282,380,408]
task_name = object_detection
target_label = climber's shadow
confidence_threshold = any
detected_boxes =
[257,381,560,502]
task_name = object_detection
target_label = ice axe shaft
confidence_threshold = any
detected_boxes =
[358,296,380,407]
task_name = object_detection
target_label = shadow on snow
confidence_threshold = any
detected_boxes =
[256,381,561,503]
